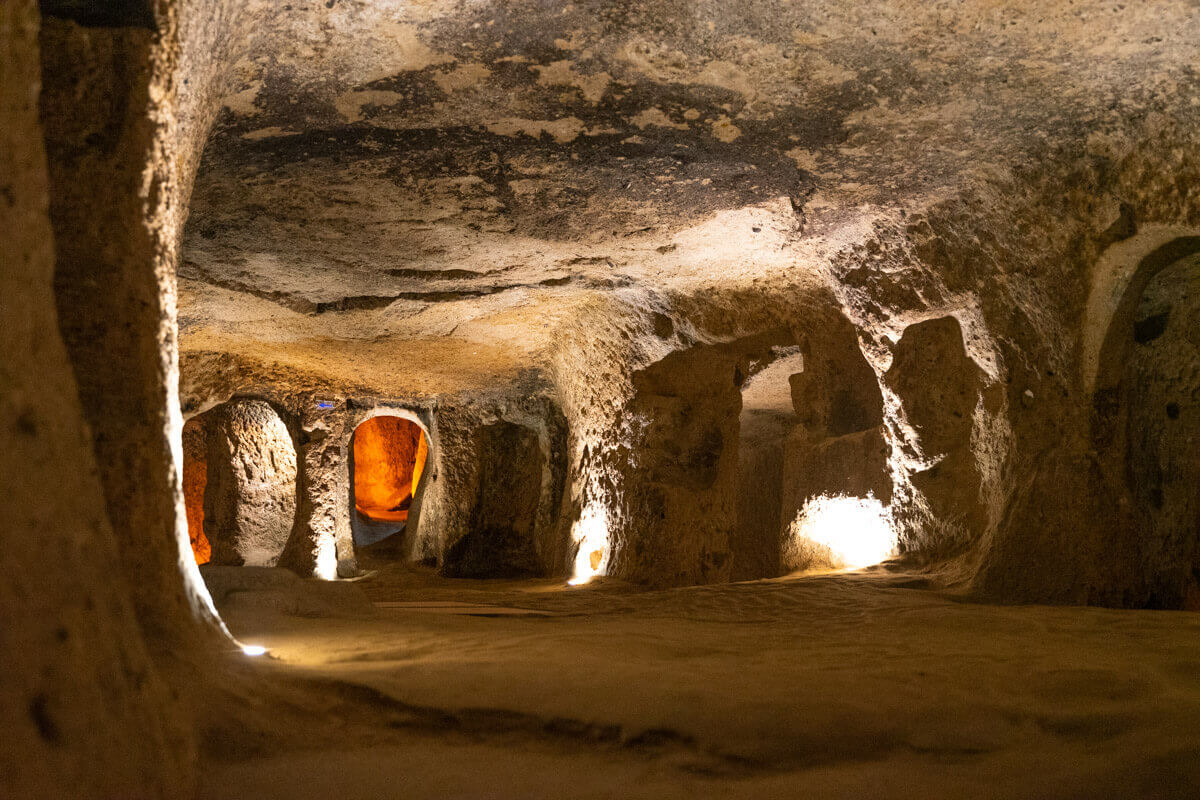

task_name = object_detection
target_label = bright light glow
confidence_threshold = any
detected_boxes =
[568,504,609,585]
[314,535,339,581]
[241,644,268,657]
[785,494,895,571]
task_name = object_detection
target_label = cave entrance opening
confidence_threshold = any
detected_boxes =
[773,325,893,575]
[350,415,429,549]
[732,347,806,580]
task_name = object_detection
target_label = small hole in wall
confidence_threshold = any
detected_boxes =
[1166,402,1180,419]
[1133,310,1170,344]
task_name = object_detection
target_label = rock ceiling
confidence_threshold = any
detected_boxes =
[177,0,1200,397]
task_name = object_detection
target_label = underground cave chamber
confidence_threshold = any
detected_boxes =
[14,1,1200,796]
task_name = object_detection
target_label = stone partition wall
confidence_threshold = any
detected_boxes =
[38,10,222,647]
[604,341,754,587]
[277,402,352,580]
[884,317,986,550]
[1,2,193,794]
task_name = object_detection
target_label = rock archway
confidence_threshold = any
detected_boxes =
[182,416,211,564]
[1090,247,1200,607]
[779,324,893,573]
[1124,254,1200,606]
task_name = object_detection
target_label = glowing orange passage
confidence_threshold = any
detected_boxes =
[182,418,211,564]
[354,417,428,523]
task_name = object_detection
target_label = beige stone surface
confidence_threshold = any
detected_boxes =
[9,1,1200,797]
[0,4,194,796]
[194,568,1200,800]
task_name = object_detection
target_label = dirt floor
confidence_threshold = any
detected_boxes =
[196,564,1200,800]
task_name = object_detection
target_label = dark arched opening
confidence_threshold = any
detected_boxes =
[1093,240,1200,607]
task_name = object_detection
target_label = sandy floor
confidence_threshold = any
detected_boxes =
[197,564,1200,799]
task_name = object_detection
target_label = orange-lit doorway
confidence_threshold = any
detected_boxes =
[183,415,211,564]
[351,415,429,547]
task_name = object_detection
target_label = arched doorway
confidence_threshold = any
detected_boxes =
[350,415,430,550]
[182,415,211,564]
[1122,254,1200,605]
[1093,239,1200,607]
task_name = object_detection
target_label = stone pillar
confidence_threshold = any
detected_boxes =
[38,9,222,647]
[279,406,354,579]
[202,400,297,567]
[609,346,744,587]
[1,1,192,793]
[884,316,986,540]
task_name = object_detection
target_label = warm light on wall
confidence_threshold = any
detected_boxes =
[568,504,610,585]
[182,417,211,564]
[353,416,428,523]
[785,494,895,570]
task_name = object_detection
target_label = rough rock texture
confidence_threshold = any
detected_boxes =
[443,421,546,578]
[605,340,759,586]
[277,402,353,579]
[200,400,298,567]
[135,0,1200,610]
[0,3,193,795]
[884,316,986,553]
[10,0,1200,796]
[1124,256,1200,607]
[38,9,221,648]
